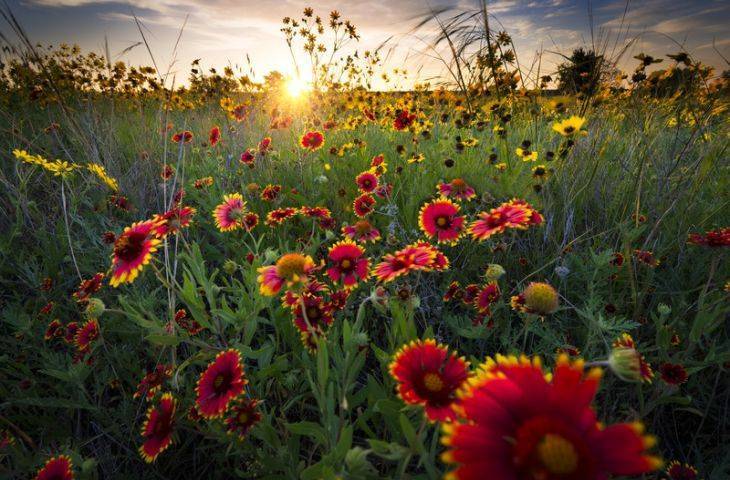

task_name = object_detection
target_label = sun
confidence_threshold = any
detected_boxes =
[285,77,309,99]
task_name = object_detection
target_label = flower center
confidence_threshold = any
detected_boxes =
[436,216,450,228]
[213,374,226,390]
[305,306,321,320]
[276,254,308,281]
[237,411,249,424]
[537,434,578,475]
[354,220,372,234]
[340,259,352,270]
[451,178,466,192]
[113,232,146,262]
[423,372,444,392]
[564,125,575,134]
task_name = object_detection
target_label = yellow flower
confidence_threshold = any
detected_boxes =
[87,163,119,191]
[515,147,538,162]
[407,153,425,164]
[552,116,586,136]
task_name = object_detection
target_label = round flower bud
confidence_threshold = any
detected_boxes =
[223,259,238,275]
[523,282,559,315]
[84,298,105,319]
[485,264,506,281]
[608,347,642,382]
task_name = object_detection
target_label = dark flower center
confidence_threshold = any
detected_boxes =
[114,232,146,263]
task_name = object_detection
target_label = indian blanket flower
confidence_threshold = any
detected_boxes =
[75,319,99,353]
[474,282,501,315]
[444,281,464,302]
[342,220,381,243]
[687,227,729,247]
[418,198,465,244]
[389,339,469,422]
[257,253,316,296]
[300,131,325,150]
[261,184,282,201]
[153,206,196,237]
[326,239,370,289]
[44,319,64,341]
[258,136,272,154]
[613,334,654,383]
[208,126,221,146]
[438,178,476,201]
[225,398,262,439]
[291,293,334,338]
[521,281,560,315]
[393,109,417,130]
[171,130,193,144]
[373,242,438,283]
[72,273,104,303]
[134,364,173,400]
[265,207,298,226]
[139,392,177,463]
[659,362,688,385]
[666,461,698,480]
[195,349,246,419]
[110,220,161,287]
[634,249,660,267]
[369,154,387,176]
[353,194,376,217]
[34,455,73,480]
[469,199,543,241]
[356,171,379,193]
[213,193,248,232]
[552,115,587,136]
[240,149,255,166]
[441,354,662,480]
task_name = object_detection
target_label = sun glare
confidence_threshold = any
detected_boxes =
[285,77,309,99]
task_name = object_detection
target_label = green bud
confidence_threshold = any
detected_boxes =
[84,298,105,319]
[223,259,238,275]
[608,347,642,382]
[485,263,506,281]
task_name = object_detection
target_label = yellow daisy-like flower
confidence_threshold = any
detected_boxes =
[87,163,119,191]
[515,147,538,162]
[552,115,587,136]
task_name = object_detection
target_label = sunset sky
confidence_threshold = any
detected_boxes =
[5,0,729,89]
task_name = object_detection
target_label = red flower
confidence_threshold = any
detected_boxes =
[64,322,79,344]
[659,362,688,385]
[240,149,255,167]
[441,354,662,480]
[666,461,698,480]
[139,392,177,462]
[153,206,196,237]
[261,184,282,201]
[419,198,465,244]
[393,109,416,130]
[300,131,325,151]
[469,199,543,241]
[389,339,469,422]
[44,319,64,341]
[209,126,221,146]
[110,220,161,287]
[34,455,73,480]
[437,178,476,201]
[634,249,659,267]
[195,349,246,419]
[443,281,463,302]
[174,309,203,335]
[369,154,387,176]
[265,207,298,226]
[75,319,99,353]
[134,364,173,400]
[374,242,448,282]
[353,194,376,217]
[257,253,316,296]
[171,130,193,144]
[258,136,272,154]
[355,171,379,193]
[342,220,381,243]
[243,212,259,231]
[73,273,105,303]
[225,398,262,439]
[687,227,729,247]
[291,293,334,337]
[326,239,369,289]
[213,193,248,232]
[610,252,625,267]
[474,282,500,315]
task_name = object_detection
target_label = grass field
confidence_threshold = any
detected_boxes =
[0,5,729,480]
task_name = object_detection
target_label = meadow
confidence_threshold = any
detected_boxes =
[0,6,729,480]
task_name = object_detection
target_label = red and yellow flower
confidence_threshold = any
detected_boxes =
[419,198,465,244]
[110,220,161,287]
[687,227,729,247]
[666,461,698,480]
[441,354,662,480]
[75,319,99,353]
[208,126,221,146]
[195,349,246,419]
[389,339,469,422]
[134,364,173,400]
[213,193,248,232]
[225,398,262,439]
[139,392,177,462]
[469,199,543,241]
[326,239,369,289]
[72,273,105,303]
[257,253,316,296]
[356,171,379,193]
[265,207,298,226]
[342,220,381,243]
[34,455,73,480]
[613,334,654,383]
[153,206,196,237]
[353,194,376,217]
[373,242,439,283]
[437,179,476,201]
[300,131,325,151]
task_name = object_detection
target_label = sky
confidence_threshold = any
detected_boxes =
[3,0,729,89]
